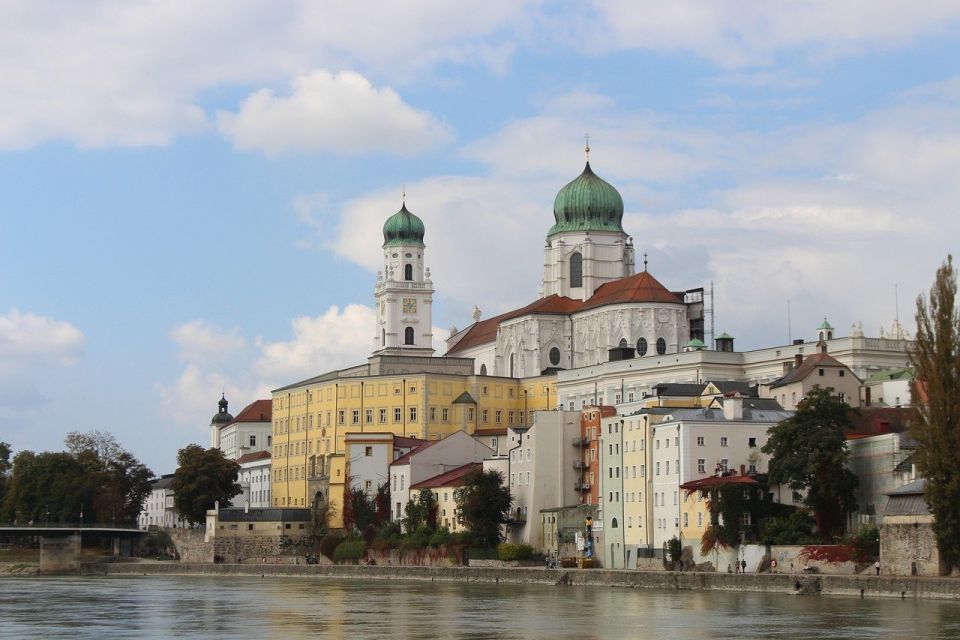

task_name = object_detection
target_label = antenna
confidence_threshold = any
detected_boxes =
[895,283,900,324]
[584,133,591,161]
[710,280,715,351]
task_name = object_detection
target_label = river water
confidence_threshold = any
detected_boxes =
[2,575,960,639]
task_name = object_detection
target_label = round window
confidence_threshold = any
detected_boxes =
[656,337,667,355]
[392,253,398,258]
[405,253,412,258]
[549,347,561,366]
[637,337,648,356]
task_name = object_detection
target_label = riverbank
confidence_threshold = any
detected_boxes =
[77,561,960,600]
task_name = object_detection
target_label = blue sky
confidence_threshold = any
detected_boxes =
[2,1,959,474]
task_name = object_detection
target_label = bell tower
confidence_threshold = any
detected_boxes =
[374,200,434,356]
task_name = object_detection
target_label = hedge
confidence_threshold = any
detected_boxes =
[497,543,534,561]
[333,540,368,563]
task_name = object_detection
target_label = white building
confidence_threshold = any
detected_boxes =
[389,431,494,527]
[862,368,913,408]
[234,450,272,509]
[505,410,581,550]
[138,474,188,529]
[649,398,794,552]
[216,399,272,461]
[345,432,425,498]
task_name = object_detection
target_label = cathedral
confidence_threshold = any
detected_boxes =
[373,151,705,377]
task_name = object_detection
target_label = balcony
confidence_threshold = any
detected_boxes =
[573,460,587,470]
[571,436,589,447]
[505,509,527,525]
[574,481,592,492]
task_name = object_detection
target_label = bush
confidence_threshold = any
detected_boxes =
[319,532,345,559]
[449,531,472,546]
[429,527,452,548]
[333,540,367,563]
[497,543,534,561]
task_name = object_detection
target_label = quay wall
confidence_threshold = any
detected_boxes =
[81,562,960,600]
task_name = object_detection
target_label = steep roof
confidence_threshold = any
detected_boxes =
[410,462,482,490]
[389,439,441,467]
[769,350,857,389]
[446,295,580,355]
[445,270,685,355]
[393,435,427,449]
[236,450,271,464]
[578,271,683,312]
[230,399,272,424]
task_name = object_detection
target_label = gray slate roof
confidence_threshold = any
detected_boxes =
[217,508,312,522]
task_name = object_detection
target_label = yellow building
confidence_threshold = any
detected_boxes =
[270,354,555,528]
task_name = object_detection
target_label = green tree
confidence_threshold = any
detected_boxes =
[910,255,960,571]
[171,445,240,525]
[761,386,858,539]
[0,442,11,513]
[403,488,438,533]
[454,469,511,547]
[342,486,377,534]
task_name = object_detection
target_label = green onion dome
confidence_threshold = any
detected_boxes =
[382,203,425,247]
[548,162,625,237]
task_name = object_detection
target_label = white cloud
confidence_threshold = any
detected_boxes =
[581,1,960,67]
[218,70,453,156]
[0,309,85,369]
[170,319,246,367]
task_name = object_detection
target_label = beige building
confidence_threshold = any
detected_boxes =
[762,343,861,410]
[409,462,482,532]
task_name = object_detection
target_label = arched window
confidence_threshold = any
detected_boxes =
[618,338,628,348]
[404,327,415,345]
[637,337,648,356]
[656,337,666,355]
[404,264,413,281]
[569,252,583,288]
[381,328,386,347]
[611,517,619,528]
[549,347,561,366]
[509,354,515,377]
[480,364,487,376]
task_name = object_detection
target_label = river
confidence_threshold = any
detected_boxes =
[2,575,960,639]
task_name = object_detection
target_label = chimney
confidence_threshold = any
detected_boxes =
[794,353,803,368]
[723,394,744,421]
[740,464,746,476]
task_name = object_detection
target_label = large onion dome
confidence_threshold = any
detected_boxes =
[211,394,233,426]
[548,162,625,237]
[382,203,425,247]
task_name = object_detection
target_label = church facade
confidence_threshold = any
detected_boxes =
[445,158,704,377]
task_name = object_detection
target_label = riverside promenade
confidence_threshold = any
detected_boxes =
[79,562,960,601]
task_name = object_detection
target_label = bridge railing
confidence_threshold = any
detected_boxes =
[0,522,143,531]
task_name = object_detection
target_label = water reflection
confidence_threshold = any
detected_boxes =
[1,575,959,640]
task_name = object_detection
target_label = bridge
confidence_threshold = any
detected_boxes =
[0,524,148,573]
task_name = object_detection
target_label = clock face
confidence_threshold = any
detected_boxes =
[402,298,417,314]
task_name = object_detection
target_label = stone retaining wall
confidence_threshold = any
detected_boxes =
[83,562,960,600]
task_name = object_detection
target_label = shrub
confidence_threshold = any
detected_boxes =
[449,531,472,546]
[429,527,452,548]
[333,540,367,563]
[369,537,392,552]
[319,532,345,559]
[497,543,534,561]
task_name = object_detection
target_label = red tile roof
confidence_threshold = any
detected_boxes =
[236,450,271,464]
[231,399,272,423]
[473,428,508,436]
[680,474,761,492]
[446,271,684,355]
[393,435,428,449]
[410,462,481,490]
[447,295,581,355]
[846,407,911,439]
[578,271,682,311]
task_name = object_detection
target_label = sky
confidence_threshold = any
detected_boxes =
[2,1,959,474]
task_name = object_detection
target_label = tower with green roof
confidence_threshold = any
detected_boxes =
[373,200,434,356]
[542,143,635,301]
[817,317,834,342]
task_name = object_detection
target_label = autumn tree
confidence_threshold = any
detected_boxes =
[909,255,960,571]
[171,445,240,525]
[454,469,511,547]
[761,386,858,539]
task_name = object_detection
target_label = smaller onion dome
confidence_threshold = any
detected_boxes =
[383,203,425,247]
[211,394,234,426]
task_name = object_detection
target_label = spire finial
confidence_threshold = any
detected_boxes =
[584,133,591,162]
[402,184,406,206]
[643,252,648,272]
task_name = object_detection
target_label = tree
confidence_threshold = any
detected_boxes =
[910,255,960,571]
[65,430,123,469]
[342,486,377,534]
[454,469,511,547]
[403,488,438,533]
[171,445,240,525]
[761,386,858,539]
[0,442,11,512]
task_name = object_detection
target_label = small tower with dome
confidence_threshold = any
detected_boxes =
[209,394,233,449]
[541,144,635,301]
[373,199,435,356]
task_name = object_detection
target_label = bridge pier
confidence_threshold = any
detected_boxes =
[39,533,81,574]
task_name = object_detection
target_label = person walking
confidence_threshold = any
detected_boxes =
[741,559,747,574]
[875,559,880,576]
